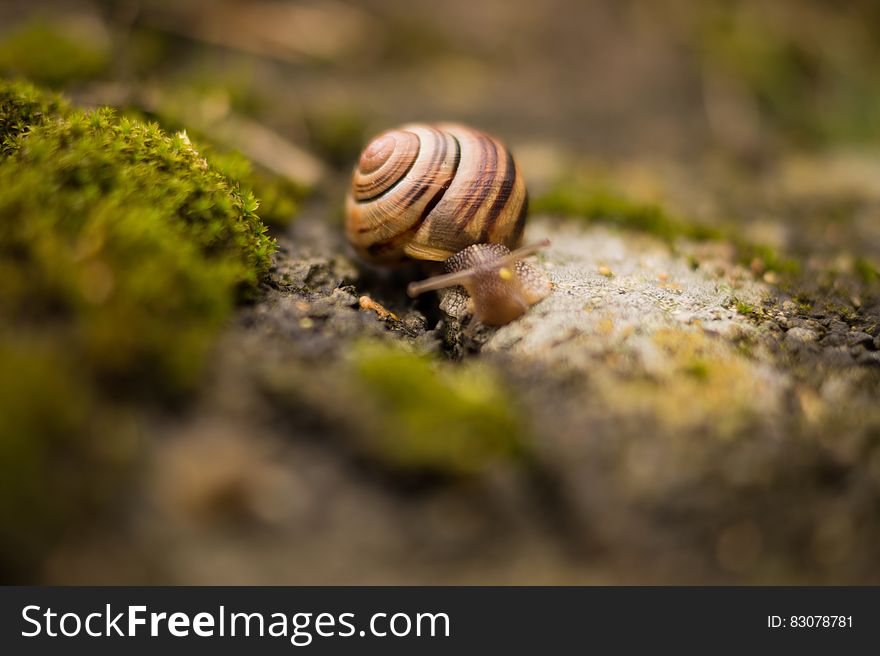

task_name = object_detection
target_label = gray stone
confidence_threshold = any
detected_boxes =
[483,221,769,366]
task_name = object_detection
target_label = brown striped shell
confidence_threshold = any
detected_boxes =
[345,123,528,264]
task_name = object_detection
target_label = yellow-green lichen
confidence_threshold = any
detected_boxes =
[351,342,528,475]
[609,329,771,435]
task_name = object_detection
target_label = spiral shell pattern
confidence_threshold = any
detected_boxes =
[345,123,528,263]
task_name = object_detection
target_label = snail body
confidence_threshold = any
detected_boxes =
[346,122,549,325]
[408,240,552,326]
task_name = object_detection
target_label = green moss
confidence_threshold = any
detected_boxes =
[0,80,66,156]
[0,20,110,88]
[0,80,274,576]
[735,300,757,317]
[854,257,879,285]
[205,147,302,227]
[533,181,800,274]
[830,302,858,322]
[117,102,305,228]
[533,184,723,242]
[793,294,814,312]
[351,342,527,475]
[0,96,274,389]
[736,241,800,276]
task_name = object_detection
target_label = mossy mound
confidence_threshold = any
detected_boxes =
[534,178,799,274]
[0,86,274,389]
[0,80,274,578]
[262,339,528,477]
[203,146,302,228]
[350,342,527,475]
[0,81,66,155]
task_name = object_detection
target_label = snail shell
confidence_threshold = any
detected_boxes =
[345,123,528,264]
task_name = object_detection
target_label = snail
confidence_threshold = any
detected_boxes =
[345,122,550,325]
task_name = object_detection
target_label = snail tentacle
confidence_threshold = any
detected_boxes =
[407,268,477,298]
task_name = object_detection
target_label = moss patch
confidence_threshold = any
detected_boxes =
[854,257,879,285]
[533,180,799,274]
[203,146,302,228]
[0,80,274,577]
[118,94,308,229]
[0,80,66,155]
[534,183,722,242]
[735,299,758,317]
[351,342,528,475]
[0,100,273,388]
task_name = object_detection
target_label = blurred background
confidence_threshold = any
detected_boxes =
[1,0,880,584]
[3,0,880,252]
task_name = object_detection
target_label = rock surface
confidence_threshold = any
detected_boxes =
[45,212,880,585]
